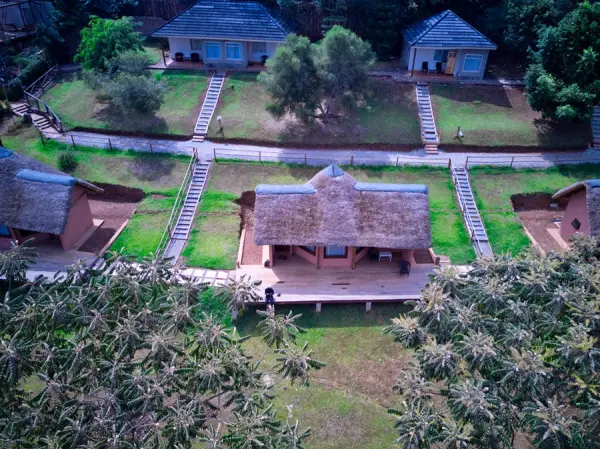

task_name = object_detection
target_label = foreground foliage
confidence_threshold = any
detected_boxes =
[0,249,319,448]
[385,236,600,449]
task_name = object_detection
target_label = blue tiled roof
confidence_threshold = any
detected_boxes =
[354,183,428,194]
[152,0,294,41]
[403,10,496,49]
[256,184,316,195]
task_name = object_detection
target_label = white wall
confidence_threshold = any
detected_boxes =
[407,48,436,73]
[454,49,489,80]
[248,41,279,63]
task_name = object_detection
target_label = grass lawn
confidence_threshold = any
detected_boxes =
[430,84,591,147]
[207,73,421,145]
[42,70,208,136]
[181,162,474,268]
[142,43,163,65]
[2,118,190,257]
[470,164,600,255]
[236,303,411,449]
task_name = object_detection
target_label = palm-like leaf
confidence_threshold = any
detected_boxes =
[419,338,461,381]
[383,314,427,348]
[274,342,326,386]
[388,400,442,449]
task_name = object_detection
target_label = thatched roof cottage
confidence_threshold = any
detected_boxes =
[0,147,102,250]
[253,165,433,269]
[552,180,600,242]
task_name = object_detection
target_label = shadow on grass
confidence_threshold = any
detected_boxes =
[534,118,592,147]
[127,152,177,182]
[95,102,169,135]
[235,303,412,338]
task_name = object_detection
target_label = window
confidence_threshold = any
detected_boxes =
[299,245,316,255]
[433,50,449,63]
[325,246,347,258]
[226,42,242,60]
[463,54,483,72]
[252,42,267,53]
[190,39,202,51]
[571,218,582,230]
[205,42,221,59]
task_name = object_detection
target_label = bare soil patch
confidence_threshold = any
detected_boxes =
[511,193,567,212]
[517,210,565,254]
[237,191,262,266]
[79,199,138,254]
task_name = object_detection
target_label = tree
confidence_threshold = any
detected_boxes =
[525,1,600,122]
[0,245,320,448]
[75,16,144,72]
[385,235,600,449]
[104,71,164,114]
[259,26,375,123]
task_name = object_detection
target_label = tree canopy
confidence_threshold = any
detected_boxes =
[75,16,144,72]
[0,248,322,448]
[385,235,600,449]
[524,1,600,121]
[259,26,375,122]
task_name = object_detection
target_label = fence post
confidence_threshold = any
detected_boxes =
[71,135,76,150]
[304,153,307,165]
[108,138,113,151]
[554,154,559,166]
[39,129,44,146]
[213,148,218,163]
[510,156,515,168]
[465,156,469,168]
[149,143,153,153]
[351,155,354,166]
[396,157,399,166]
[259,151,262,163]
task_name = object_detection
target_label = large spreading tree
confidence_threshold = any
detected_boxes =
[385,234,600,449]
[259,26,376,123]
[0,246,322,448]
[525,0,600,122]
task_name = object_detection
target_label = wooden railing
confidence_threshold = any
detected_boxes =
[155,149,199,257]
[25,92,64,133]
[24,65,57,98]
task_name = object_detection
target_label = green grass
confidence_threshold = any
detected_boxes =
[208,73,421,145]
[142,44,163,65]
[470,164,600,254]
[42,71,208,136]
[186,163,475,268]
[236,304,411,449]
[430,84,591,147]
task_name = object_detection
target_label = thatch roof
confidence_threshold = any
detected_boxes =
[253,165,432,248]
[553,180,600,238]
[0,147,102,235]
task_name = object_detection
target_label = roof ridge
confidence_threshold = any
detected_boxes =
[150,0,201,36]
[257,2,288,36]
[450,10,497,48]
[410,9,449,46]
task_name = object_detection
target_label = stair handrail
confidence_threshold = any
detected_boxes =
[24,91,64,133]
[156,149,198,256]
[23,64,57,97]
[452,170,485,258]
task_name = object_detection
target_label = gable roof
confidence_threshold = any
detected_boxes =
[553,180,600,238]
[403,10,497,49]
[0,147,102,236]
[253,165,432,249]
[151,0,294,42]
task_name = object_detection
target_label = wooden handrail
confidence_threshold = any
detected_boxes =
[24,91,63,132]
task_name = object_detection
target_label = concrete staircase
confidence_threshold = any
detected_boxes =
[163,160,211,261]
[452,166,493,259]
[192,72,226,143]
[592,106,600,150]
[416,83,439,155]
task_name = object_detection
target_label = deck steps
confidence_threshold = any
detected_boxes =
[416,83,439,155]
[10,102,29,117]
[593,106,600,150]
[193,72,226,138]
[451,166,493,259]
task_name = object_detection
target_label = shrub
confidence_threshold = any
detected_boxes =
[58,151,78,172]
[109,50,150,76]
[104,72,164,114]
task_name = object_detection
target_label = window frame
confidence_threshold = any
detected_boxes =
[433,49,449,63]
[251,41,267,54]
[324,246,348,259]
[299,245,316,256]
[225,42,243,60]
[190,39,202,51]
[463,54,483,72]
[205,42,221,60]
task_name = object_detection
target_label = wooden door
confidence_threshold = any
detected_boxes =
[445,51,457,75]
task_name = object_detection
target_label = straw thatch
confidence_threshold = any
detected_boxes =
[553,180,600,237]
[0,147,102,236]
[253,165,432,248]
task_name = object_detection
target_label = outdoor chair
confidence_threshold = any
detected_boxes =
[436,61,443,74]
[367,247,379,264]
[175,52,184,62]
[191,53,201,63]
[421,61,429,73]
[261,55,269,65]
[399,260,411,277]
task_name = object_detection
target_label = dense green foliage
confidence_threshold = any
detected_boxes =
[259,26,375,122]
[0,248,322,448]
[75,16,144,72]
[385,236,600,449]
[525,1,600,121]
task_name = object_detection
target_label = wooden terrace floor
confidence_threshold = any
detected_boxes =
[237,254,434,304]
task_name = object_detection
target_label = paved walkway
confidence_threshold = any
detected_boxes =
[45,128,600,168]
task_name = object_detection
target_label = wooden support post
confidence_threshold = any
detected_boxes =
[214,148,217,162]
[108,138,113,151]
[316,303,322,312]
[71,135,76,150]
[351,246,357,269]
[162,47,166,66]
[259,151,262,163]
[149,143,153,153]
[304,153,307,165]
[510,156,515,168]
[351,155,354,166]
[366,302,372,312]
[38,128,44,146]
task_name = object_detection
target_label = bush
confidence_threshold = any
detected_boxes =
[109,50,150,76]
[58,151,78,172]
[104,72,164,114]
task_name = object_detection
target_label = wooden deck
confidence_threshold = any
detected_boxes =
[238,254,434,304]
